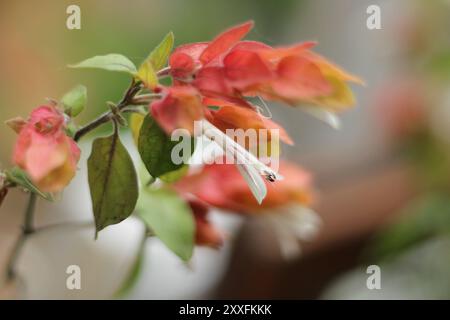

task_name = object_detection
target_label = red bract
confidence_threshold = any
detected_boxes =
[175,161,313,213]
[150,86,293,155]
[169,21,253,81]
[149,21,362,207]
[150,86,204,134]
[189,199,224,248]
[205,98,293,145]
[9,105,80,192]
[169,21,362,111]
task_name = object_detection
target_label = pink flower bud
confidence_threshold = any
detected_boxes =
[10,105,80,192]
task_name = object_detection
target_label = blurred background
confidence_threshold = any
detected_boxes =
[1,0,450,299]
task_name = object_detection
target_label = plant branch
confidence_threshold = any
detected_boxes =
[5,192,37,281]
[131,93,162,106]
[73,111,111,142]
[73,80,142,142]
[157,67,171,78]
[1,76,163,284]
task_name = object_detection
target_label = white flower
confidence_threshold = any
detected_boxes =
[199,119,282,204]
[265,205,322,260]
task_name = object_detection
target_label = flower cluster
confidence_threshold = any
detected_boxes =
[2,21,361,266]
[152,21,362,137]
[146,22,360,251]
[176,161,317,251]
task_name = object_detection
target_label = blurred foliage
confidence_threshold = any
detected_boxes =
[404,130,450,190]
[365,0,450,269]
[425,49,450,81]
[137,188,195,261]
[366,193,450,262]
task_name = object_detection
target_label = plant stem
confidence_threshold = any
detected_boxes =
[131,93,162,105]
[73,80,142,142]
[5,192,37,281]
[23,193,36,235]
[2,77,159,283]
[157,67,171,78]
[73,111,111,142]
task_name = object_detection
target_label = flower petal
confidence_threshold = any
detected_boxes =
[210,105,293,145]
[150,86,204,134]
[236,163,267,205]
[273,55,332,99]
[223,49,273,89]
[200,21,254,65]
[189,199,224,248]
[169,42,208,78]
[194,67,234,98]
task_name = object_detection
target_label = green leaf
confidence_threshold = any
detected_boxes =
[114,236,146,298]
[137,32,174,89]
[426,50,450,79]
[61,85,87,117]
[159,165,189,183]
[367,193,450,262]
[88,131,139,235]
[137,59,158,89]
[145,31,174,71]
[5,167,54,201]
[129,112,145,146]
[69,54,137,75]
[138,114,194,179]
[138,188,194,261]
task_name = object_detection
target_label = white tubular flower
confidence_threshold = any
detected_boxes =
[236,163,267,205]
[265,205,322,260]
[199,119,282,204]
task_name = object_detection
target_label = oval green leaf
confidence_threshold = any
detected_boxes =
[138,114,194,179]
[138,188,194,261]
[69,54,137,75]
[146,31,174,71]
[88,131,138,235]
[137,32,174,89]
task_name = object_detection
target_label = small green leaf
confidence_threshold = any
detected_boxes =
[137,59,158,89]
[146,31,174,71]
[61,85,87,117]
[88,130,138,235]
[138,188,194,261]
[5,167,54,201]
[138,114,194,179]
[69,54,137,75]
[137,32,174,89]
